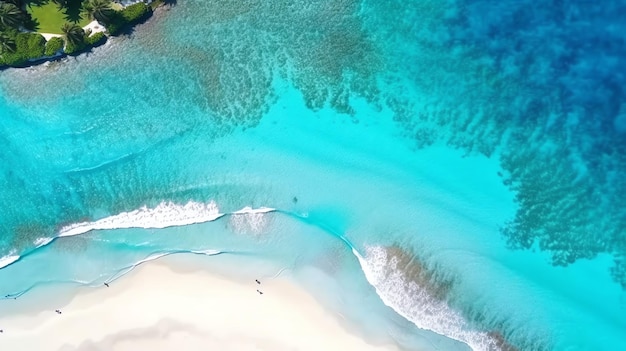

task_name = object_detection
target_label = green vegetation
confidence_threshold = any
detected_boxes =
[120,2,149,22]
[3,0,26,6]
[60,21,82,45]
[0,2,23,28]
[84,30,104,46]
[27,2,89,34]
[1,0,156,67]
[0,31,45,66]
[0,31,16,53]
[61,21,83,53]
[82,0,112,23]
[61,27,107,54]
[105,2,150,36]
[21,31,44,56]
[149,0,163,10]
[43,35,62,55]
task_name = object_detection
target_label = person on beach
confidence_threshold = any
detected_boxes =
[255,279,260,284]
[104,282,109,287]
[256,289,263,295]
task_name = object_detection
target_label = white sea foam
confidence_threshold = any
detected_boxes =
[0,254,20,269]
[354,246,504,351]
[230,210,272,235]
[228,206,276,235]
[58,201,224,237]
[34,237,54,248]
[232,206,276,214]
[58,202,278,238]
[190,249,223,256]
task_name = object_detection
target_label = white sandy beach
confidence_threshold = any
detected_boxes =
[0,260,403,351]
[40,21,107,41]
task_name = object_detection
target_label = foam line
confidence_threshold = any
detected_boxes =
[190,249,223,255]
[1,249,227,300]
[232,206,276,214]
[58,202,278,238]
[107,252,174,282]
[107,249,225,283]
[1,201,271,272]
[58,201,224,237]
[0,254,20,269]
[34,237,54,248]
[353,246,505,351]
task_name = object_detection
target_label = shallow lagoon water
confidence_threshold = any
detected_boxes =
[1,1,626,350]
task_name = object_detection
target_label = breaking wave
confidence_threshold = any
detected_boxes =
[59,201,224,237]
[0,254,19,270]
[58,201,276,237]
[353,246,540,351]
[0,201,275,271]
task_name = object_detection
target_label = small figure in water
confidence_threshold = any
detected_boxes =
[256,289,263,295]
[104,282,109,288]
[55,309,62,314]
[255,279,260,284]
[292,196,298,203]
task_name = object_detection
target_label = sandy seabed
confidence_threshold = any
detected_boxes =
[0,259,403,351]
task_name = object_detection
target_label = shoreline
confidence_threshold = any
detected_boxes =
[0,1,164,70]
[0,255,405,351]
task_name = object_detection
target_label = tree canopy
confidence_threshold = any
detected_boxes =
[83,0,113,24]
[61,22,83,46]
[0,2,24,29]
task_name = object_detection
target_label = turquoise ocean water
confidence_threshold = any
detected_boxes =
[1,1,625,350]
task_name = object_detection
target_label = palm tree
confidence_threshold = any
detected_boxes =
[51,0,68,10]
[82,0,113,24]
[0,32,16,55]
[3,0,24,7]
[61,22,84,46]
[0,3,23,29]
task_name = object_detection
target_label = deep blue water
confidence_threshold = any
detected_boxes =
[1,1,625,350]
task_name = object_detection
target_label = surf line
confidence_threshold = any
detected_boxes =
[105,249,225,284]
[57,201,275,237]
[0,201,276,272]
[0,249,226,301]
